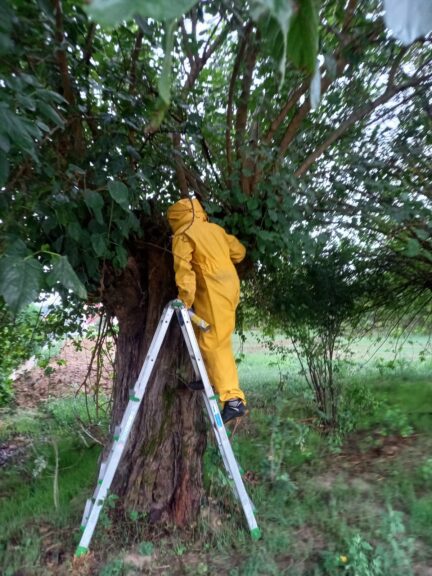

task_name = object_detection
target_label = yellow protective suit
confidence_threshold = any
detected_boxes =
[167,198,246,404]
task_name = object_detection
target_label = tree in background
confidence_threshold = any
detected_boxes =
[0,0,431,527]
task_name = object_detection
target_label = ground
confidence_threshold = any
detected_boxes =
[1,333,431,575]
[11,339,113,409]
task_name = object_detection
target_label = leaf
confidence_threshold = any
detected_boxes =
[37,101,64,127]
[310,63,321,110]
[251,0,295,83]
[158,20,176,105]
[91,233,108,257]
[67,221,84,243]
[6,239,29,257]
[287,0,319,73]
[48,255,87,299]
[384,0,432,45]
[0,134,10,153]
[87,0,198,26]
[84,190,104,224]
[324,54,337,79]
[0,32,14,54]
[404,238,421,257]
[0,151,9,186]
[108,181,130,211]
[0,256,43,314]
[113,245,128,268]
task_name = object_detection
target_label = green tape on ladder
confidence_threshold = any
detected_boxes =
[251,527,262,541]
[209,395,218,401]
[129,395,139,402]
[75,545,88,557]
[113,435,119,441]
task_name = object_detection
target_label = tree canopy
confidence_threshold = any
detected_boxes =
[1,0,431,315]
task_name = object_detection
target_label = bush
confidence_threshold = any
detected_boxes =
[257,242,378,427]
[0,300,78,405]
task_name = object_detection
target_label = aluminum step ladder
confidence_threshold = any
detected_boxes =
[75,300,260,557]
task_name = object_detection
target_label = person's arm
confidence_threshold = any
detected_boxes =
[172,235,196,308]
[226,233,246,264]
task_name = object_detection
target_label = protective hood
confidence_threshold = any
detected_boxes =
[167,198,208,233]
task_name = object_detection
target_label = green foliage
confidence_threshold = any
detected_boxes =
[258,242,374,425]
[98,558,124,576]
[137,540,154,555]
[0,304,46,404]
[0,297,90,405]
[0,256,42,315]
[287,0,319,73]
[87,0,199,26]
[323,509,415,576]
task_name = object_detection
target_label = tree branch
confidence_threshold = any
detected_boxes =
[53,0,84,157]
[263,82,308,145]
[226,22,253,179]
[129,30,144,94]
[294,76,430,178]
[172,133,189,197]
[182,19,230,92]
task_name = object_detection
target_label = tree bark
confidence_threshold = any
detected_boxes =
[102,218,207,527]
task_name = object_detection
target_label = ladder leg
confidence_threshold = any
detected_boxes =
[177,309,260,539]
[76,305,175,556]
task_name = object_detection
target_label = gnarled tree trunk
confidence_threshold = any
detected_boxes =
[102,217,207,526]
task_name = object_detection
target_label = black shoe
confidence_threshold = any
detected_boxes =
[221,399,246,423]
[185,379,204,391]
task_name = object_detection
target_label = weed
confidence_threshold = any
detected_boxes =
[99,558,124,576]
[324,509,414,576]
[137,540,154,556]
[419,457,432,481]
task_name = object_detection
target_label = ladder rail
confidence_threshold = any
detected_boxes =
[76,301,260,557]
[177,309,259,534]
[76,305,175,554]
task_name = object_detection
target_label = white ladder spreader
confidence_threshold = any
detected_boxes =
[75,300,260,556]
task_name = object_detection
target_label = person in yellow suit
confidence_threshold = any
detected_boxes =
[167,198,247,423]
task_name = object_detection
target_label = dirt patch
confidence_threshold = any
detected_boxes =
[333,430,420,473]
[12,340,114,409]
[0,435,30,467]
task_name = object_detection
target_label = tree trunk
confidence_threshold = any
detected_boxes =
[102,218,207,526]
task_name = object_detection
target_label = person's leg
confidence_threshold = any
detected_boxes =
[197,334,246,403]
[193,272,246,413]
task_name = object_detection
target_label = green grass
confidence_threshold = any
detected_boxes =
[0,395,107,575]
[1,334,432,575]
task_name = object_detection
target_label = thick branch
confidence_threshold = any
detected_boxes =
[53,0,84,157]
[263,82,308,145]
[54,0,75,104]
[226,23,252,178]
[278,72,340,158]
[182,21,230,92]
[83,23,96,77]
[129,30,144,94]
[234,34,257,158]
[172,133,189,197]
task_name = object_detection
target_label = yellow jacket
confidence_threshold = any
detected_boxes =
[167,199,246,310]
[167,198,246,403]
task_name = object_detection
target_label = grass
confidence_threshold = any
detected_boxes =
[1,335,432,575]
